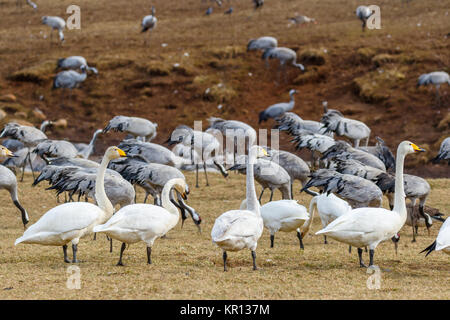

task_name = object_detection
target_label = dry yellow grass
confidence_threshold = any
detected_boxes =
[0,172,448,300]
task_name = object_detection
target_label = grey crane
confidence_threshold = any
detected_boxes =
[207,117,257,165]
[321,140,386,171]
[104,116,157,142]
[417,71,449,106]
[230,155,292,202]
[276,111,329,136]
[0,146,29,228]
[258,89,297,123]
[73,129,103,159]
[224,7,233,14]
[118,139,190,168]
[265,148,312,197]
[301,169,383,209]
[206,7,213,15]
[358,136,395,171]
[247,36,277,52]
[16,0,37,10]
[0,122,48,180]
[321,107,371,147]
[432,137,450,164]
[253,0,264,10]
[33,139,79,161]
[141,6,157,44]
[41,16,66,43]
[288,15,317,26]
[167,125,228,187]
[57,56,98,74]
[355,6,373,32]
[53,65,88,106]
[262,47,305,81]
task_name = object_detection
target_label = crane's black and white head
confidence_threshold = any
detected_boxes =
[289,89,298,96]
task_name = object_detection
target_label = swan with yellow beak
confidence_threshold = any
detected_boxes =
[316,141,425,267]
[15,147,127,263]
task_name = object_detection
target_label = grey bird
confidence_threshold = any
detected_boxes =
[417,71,450,107]
[104,116,157,142]
[355,6,373,32]
[358,136,395,171]
[432,137,450,164]
[259,89,297,123]
[262,47,305,82]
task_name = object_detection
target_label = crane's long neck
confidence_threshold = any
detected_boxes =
[246,147,260,216]
[392,148,406,219]
[95,155,114,220]
[81,130,100,159]
[286,95,295,111]
[161,180,182,217]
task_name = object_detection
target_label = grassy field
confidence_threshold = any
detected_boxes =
[0,172,448,300]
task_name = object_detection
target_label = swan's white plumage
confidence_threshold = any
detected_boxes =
[435,218,450,253]
[259,200,309,234]
[15,202,103,246]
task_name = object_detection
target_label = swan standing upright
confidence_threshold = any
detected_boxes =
[15,147,127,263]
[93,178,190,265]
[211,144,267,271]
[316,141,425,267]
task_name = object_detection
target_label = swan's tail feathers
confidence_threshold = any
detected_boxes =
[92,224,107,233]
[315,228,328,236]
[15,236,25,246]
[420,241,436,257]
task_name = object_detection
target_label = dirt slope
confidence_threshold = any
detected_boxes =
[0,0,449,177]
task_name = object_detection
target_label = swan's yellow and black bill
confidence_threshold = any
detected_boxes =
[117,148,127,157]
[411,143,426,152]
[1,146,14,157]
[262,148,269,157]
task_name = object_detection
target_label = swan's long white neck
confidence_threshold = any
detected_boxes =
[246,146,260,216]
[392,147,407,220]
[95,154,114,220]
[161,180,182,217]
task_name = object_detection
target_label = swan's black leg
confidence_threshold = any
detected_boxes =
[349,245,352,254]
[251,250,257,270]
[110,237,113,253]
[369,249,375,266]
[270,234,274,248]
[324,235,328,244]
[63,245,70,263]
[117,242,126,266]
[297,230,304,250]
[223,251,227,272]
[72,244,80,263]
[147,247,152,264]
[203,162,210,186]
[358,248,367,268]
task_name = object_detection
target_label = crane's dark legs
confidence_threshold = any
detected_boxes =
[358,248,367,267]
[349,245,352,254]
[63,245,70,263]
[203,162,210,186]
[258,188,265,203]
[147,247,152,264]
[195,164,199,188]
[297,230,304,250]
[117,242,126,266]
[109,237,113,253]
[270,234,274,248]
[269,190,273,201]
[27,151,36,180]
[223,251,227,272]
[251,250,257,270]
[13,200,29,228]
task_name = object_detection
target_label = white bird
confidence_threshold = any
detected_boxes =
[0,146,29,228]
[421,216,450,256]
[432,137,450,164]
[93,178,189,265]
[211,144,267,271]
[417,71,449,106]
[316,141,425,267]
[240,199,309,249]
[104,116,157,142]
[262,47,305,81]
[57,56,98,74]
[355,6,373,32]
[303,192,352,244]
[15,146,127,263]
[141,6,157,43]
[258,89,298,123]
[41,16,66,43]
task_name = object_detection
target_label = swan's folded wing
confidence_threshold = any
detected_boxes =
[211,210,259,241]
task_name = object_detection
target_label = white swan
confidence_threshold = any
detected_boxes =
[211,144,267,271]
[93,178,189,266]
[240,199,309,249]
[421,217,450,256]
[303,192,352,244]
[15,146,126,263]
[315,141,425,267]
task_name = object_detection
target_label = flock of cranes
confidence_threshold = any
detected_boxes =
[2,2,449,274]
